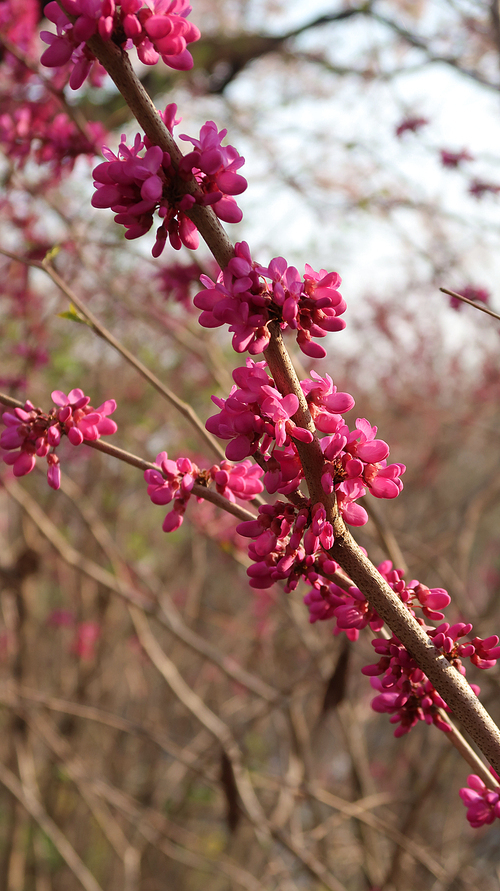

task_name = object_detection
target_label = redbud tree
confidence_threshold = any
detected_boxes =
[2,1,500,888]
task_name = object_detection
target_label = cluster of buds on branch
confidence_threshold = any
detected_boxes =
[92,105,247,255]
[41,0,201,89]
[1,389,117,489]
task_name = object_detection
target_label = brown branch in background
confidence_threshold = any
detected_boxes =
[0,759,104,891]
[17,708,266,891]
[1,476,278,703]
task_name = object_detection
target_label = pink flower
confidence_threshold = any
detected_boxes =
[1,389,118,489]
[212,460,264,501]
[91,112,246,256]
[52,388,117,443]
[364,637,452,737]
[460,772,500,828]
[194,244,346,359]
[260,386,313,448]
[145,450,264,531]
[469,635,500,670]
[40,0,200,89]
[156,261,214,308]
[179,120,247,223]
[469,180,500,199]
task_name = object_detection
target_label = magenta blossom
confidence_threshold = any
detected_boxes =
[237,501,339,593]
[71,621,101,660]
[179,120,247,224]
[460,771,500,828]
[194,243,346,359]
[40,1,200,90]
[1,389,117,489]
[144,451,264,532]
[91,109,246,256]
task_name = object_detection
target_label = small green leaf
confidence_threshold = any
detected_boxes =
[58,304,90,326]
[43,245,61,262]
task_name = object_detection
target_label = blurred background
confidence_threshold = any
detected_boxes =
[2,0,500,888]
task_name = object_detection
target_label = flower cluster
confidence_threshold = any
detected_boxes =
[365,638,453,737]
[206,358,314,468]
[206,360,405,522]
[145,452,264,532]
[1,0,38,55]
[237,501,338,592]
[1,389,117,490]
[303,560,449,641]
[91,106,246,256]
[362,619,484,738]
[40,0,201,90]
[302,558,500,745]
[194,243,347,358]
[460,771,500,828]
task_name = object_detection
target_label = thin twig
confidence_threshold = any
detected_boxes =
[0,249,226,461]
[0,759,104,891]
[1,478,279,702]
[440,287,500,321]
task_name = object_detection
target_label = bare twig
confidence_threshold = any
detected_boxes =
[0,249,226,461]
[440,287,500,321]
[0,760,104,891]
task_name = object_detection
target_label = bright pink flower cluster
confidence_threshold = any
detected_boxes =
[303,559,500,744]
[40,0,200,90]
[145,452,264,532]
[206,361,405,523]
[237,501,339,592]
[0,0,39,56]
[91,106,246,256]
[365,639,453,737]
[460,771,500,828]
[303,560,449,641]
[361,616,500,737]
[194,243,347,358]
[304,577,384,642]
[206,358,314,467]
[1,389,117,490]
[178,120,247,223]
